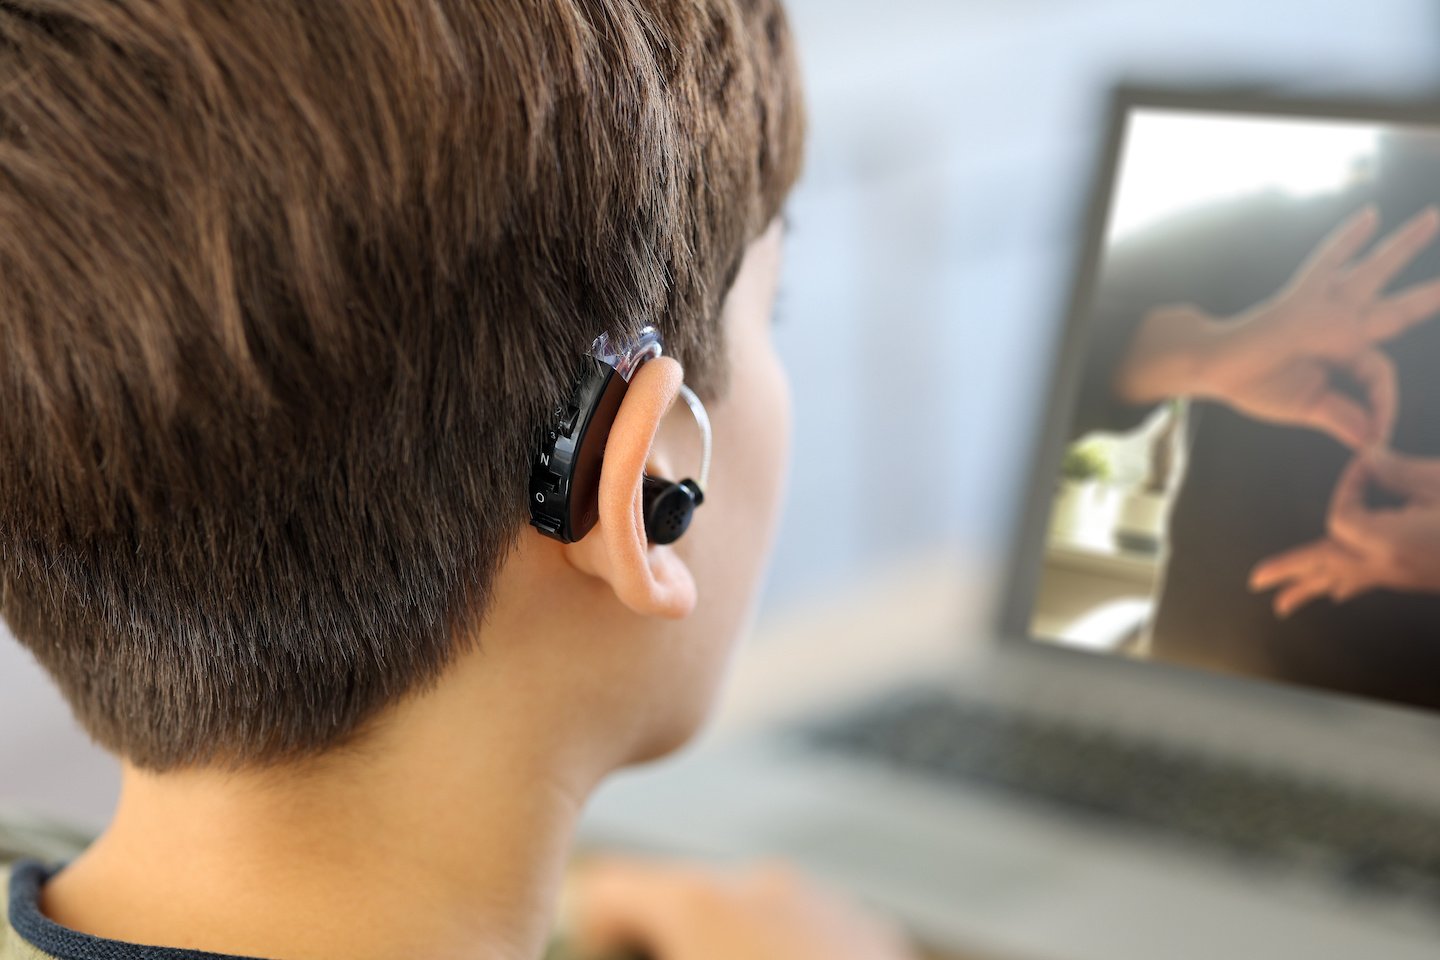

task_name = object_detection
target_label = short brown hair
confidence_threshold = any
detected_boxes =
[0,0,804,769]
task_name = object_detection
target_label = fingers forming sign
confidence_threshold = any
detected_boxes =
[1196,205,1440,450]
[1250,450,1440,617]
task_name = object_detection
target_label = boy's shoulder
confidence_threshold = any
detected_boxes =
[1,864,58,960]
[1,816,93,960]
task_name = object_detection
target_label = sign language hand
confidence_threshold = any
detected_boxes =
[1118,206,1440,449]
[1249,450,1440,617]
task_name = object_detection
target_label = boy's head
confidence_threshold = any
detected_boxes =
[0,1,803,772]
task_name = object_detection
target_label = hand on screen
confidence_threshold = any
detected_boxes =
[1119,205,1440,449]
[1249,449,1440,616]
[568,857,917,960]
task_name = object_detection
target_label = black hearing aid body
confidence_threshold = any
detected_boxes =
[529,329,705,546]
[528,354,627,544]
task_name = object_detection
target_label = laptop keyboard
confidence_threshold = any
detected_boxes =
[800,686,1440,903]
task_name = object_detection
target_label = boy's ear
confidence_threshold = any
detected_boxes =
[564,357,697,619]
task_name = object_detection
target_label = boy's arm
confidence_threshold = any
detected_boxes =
[563,858,919,960]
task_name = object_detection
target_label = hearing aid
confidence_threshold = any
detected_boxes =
[529,326,710,546]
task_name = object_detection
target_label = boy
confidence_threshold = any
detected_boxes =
[0,2,914,958]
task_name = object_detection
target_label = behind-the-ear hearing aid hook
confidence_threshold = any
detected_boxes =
[641,382,711,545]
[675,383,711,494]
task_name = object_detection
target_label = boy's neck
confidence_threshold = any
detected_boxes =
[38,645,610,960]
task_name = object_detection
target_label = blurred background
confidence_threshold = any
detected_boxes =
[5,0,1440,830]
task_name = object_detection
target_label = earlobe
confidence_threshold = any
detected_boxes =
[564,356,698,619]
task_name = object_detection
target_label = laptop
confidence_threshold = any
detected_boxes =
[579,86,1440,960]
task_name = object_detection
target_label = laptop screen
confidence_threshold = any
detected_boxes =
[1018,92,1440,715]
